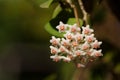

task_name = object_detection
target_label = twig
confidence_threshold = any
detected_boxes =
[72,5,80,27]
[66,0,80,27]
[78,0,88,24]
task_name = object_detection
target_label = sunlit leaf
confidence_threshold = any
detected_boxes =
[52,4,62,18]
[67,18,83,26]
[44,22,64,37]
[40,0,54,8]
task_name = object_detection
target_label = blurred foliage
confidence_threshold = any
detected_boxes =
[114,63,120,74]
[40,0,54,8]
[0,0,56,44]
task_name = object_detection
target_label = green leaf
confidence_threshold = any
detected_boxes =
[44,22,64,37]
[40,0,54,8]
[67,18,83,26]
[52,4,62,18]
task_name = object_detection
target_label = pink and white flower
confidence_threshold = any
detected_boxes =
[70,24,80,33]
[61,38,70,46]
[50,36,60,45]
[56,21,67,32]
[91,49,102,57]
[62,56,71,62]
[64,31,73,40]
[50,21,103,68]
[82,25,94,35]
[59,46,70,54]
[91,40,102,49]
[50,46,58,54]
[84,34,96,43]
[75,33,83,42]
[81,42,90,50]
[50,55,60,62]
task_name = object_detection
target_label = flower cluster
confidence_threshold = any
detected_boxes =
[50,21,103,67]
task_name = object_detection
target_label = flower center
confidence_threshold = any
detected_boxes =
[72,41,78,46]
[71,27,76,32]
[84,29,89,34]
[67,35,72,39]
[51,49,57,54]
[60,26,65,30]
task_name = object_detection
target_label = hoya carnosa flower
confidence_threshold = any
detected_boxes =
[50,36,60,45]
[61,56,71,62]
[56,21,67,32]
[50,46,58,54]
[59,46,66,52]
[59,46,70,54]
[61,38,70,46]
[91,49,103,57]
[64,31,74,40]
[49,21,103,68]
[82,25,94,35]
[70,24,81,33]
[81,42,90,50]
[75,33,84,42]
[50,55,60,62]
[91,40,102,49]
[84,34,96,43]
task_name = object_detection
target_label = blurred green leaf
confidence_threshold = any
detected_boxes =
[95,76,103,80]
[67,18,83,26]
[44,22,64,37]
[103,52,113,63]
[32,0,45,4]
[43,74,57,80]
[114,63,120,74]
[40,0,54,8]
[52,4,62,18]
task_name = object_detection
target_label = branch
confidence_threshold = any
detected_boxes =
[78,0,88,24]
[66,0,80,27]
[72,5,80,27]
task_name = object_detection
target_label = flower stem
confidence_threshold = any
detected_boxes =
[72,66,88,80]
